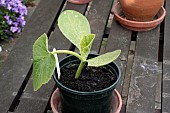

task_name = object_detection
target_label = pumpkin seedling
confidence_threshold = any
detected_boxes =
[33,10,121,91]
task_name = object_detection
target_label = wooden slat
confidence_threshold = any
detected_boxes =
[3,0,65,113]
[162,1,170,112]
[105,18,132,94]
[126,27,160,113]
[87,0,113,53]
[14,79,55,113]
[15,2,88,113]
[120,41,136,113]
[102,2,133,112]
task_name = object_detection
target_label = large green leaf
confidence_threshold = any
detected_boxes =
[33,34,55,91]
[58,10,91,50]
[87,50,121,67]
[80,34,95,60]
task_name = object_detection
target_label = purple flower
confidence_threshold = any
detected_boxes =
[18,15,25,21]
[17,28,21,33]
[0,0,5,6]
[10,26,18,33]
[16,16,26,27]
[12,22,18,27]
[1,0,28,38]
[4,15,10,20]
[21,20,26,27]
[7,19,13,25]
[19,6,27,15]
[12,7,19,13]
[7,4,12,10]
[4,30,9,33]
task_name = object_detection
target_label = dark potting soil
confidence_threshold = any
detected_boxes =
[59,64,117,92]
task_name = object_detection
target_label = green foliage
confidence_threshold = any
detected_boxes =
[87,50,121,67]
[58,10,91,49]
[22,0,28,5]
[33,34,56,91]
[80,34,95,60]
[33,10,121,91]
[22,0,35,5]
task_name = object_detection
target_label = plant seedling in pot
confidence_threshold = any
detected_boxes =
[32,10,121,91]
[33,10,122,113]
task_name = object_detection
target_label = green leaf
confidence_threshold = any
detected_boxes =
[33,33,55,91]
[87,50,121,67]
[80,34,95,60]
[58,10,91,50]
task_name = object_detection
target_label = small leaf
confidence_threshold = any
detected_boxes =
[87,50,121,67]
[33,34,55,91]
[58,10,91,50]
[80,34,95,60]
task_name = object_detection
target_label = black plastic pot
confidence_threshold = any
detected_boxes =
[53,54,121,113]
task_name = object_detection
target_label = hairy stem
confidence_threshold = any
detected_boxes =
[51,50,86,79]
[75,61,86,79]
[51,50,84,61]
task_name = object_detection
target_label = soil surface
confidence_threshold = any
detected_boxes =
[59,64,117,92]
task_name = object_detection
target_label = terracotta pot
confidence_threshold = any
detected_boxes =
[50,88,122,113]
[67,0,92,4]
[118,0,164,21]
[112,2,166,31]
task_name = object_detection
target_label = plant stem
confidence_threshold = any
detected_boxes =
[75,61,86,79]
[51,50,84,61]
[51,50,87,79]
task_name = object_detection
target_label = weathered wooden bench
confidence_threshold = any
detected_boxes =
[0,0,170,113]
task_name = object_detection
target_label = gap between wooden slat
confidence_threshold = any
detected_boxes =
[120,41,136,113]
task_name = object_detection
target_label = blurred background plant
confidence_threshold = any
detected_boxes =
[0,0,37,68]
[0,0,28,40]
[23,0,36,7]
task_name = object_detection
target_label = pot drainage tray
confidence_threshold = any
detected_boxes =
[50,88,122,113]
[112,2,166,31]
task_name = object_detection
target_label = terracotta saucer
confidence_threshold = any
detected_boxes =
[50,88,122,113]
[112,2,166,31]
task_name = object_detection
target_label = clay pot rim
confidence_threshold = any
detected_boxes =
[50,88,122,113]
[112,2,166,29]
[67,0,92,4]
[114,89,122,113]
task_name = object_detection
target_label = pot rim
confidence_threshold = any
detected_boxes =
[53,54,121,95]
